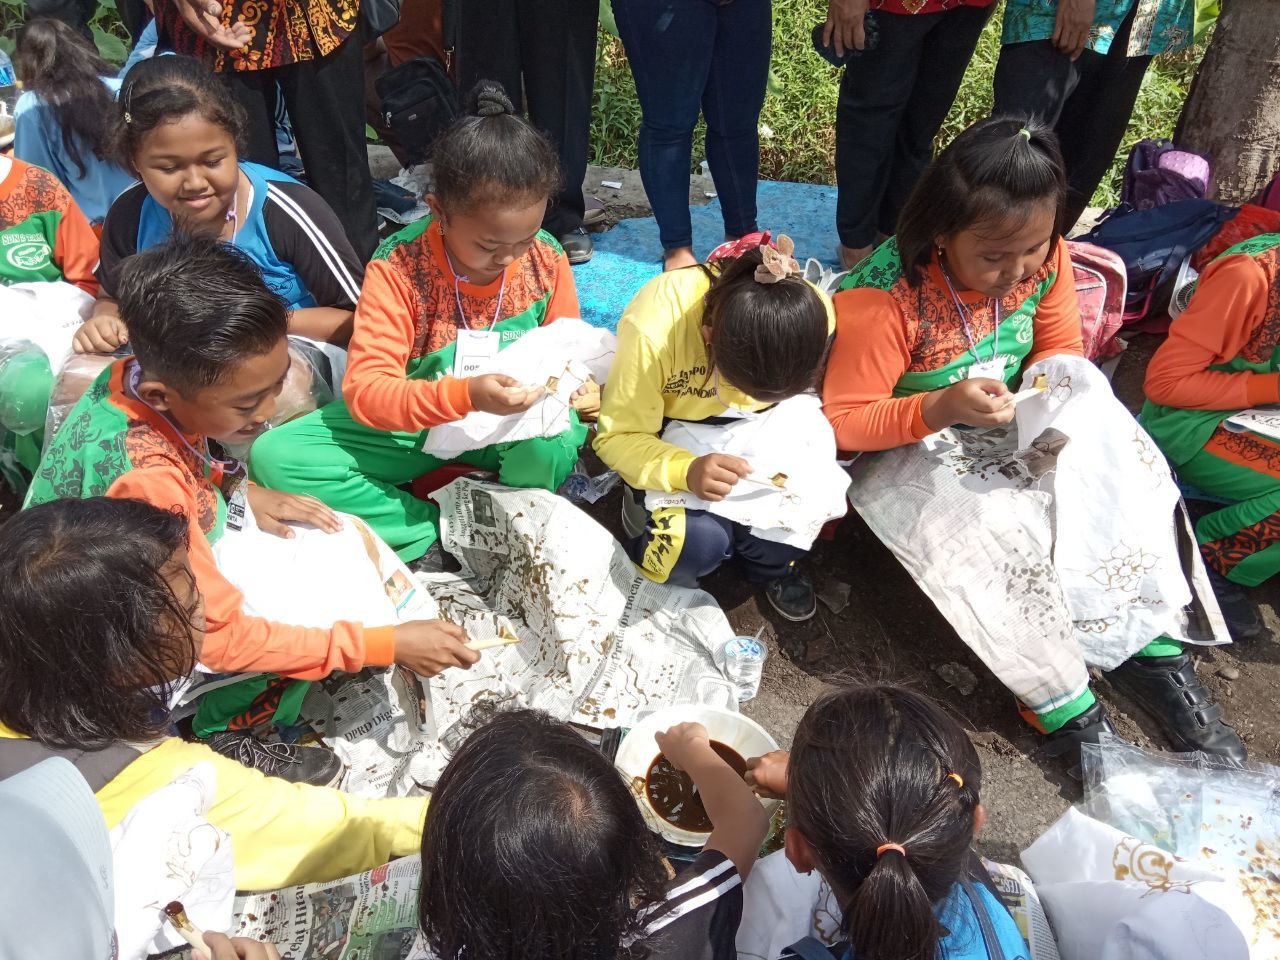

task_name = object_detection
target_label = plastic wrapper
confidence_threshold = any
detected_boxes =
[0,340,54,435]
[43,352,115,447]
[219,340,335,461]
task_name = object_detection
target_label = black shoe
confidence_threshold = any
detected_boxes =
[1041,700,1116,778]
[206,731,346,786]
[1207,569,1262,640]
[409,541,460,575]
[1107,654,1247,764]
[764,567,817,622]
[560,227,594,265]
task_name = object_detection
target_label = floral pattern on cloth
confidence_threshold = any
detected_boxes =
[155,0,358,70]
[1001,0,1194,57]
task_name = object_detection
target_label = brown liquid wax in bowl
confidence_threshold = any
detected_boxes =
[644,740,748,833]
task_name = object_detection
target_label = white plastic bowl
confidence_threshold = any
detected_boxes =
[615,704,781,847]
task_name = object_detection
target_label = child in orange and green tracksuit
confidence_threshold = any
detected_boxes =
[250,84,595,565]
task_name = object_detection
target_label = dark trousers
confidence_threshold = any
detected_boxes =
[612,0,772,251]
[835,4,994,249]
[625,488,804,589]
[225,33,380,261]
[993,3,1152,229]
[457,0,598,238]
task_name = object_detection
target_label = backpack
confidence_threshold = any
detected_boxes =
[1257,170,1280,212]
[376,56,460,166]
[1121,139,1212,211]
[1066,241,1126,364]
[1078,199,1236,331]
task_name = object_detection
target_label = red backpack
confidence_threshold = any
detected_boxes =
[1066,241,1127,364]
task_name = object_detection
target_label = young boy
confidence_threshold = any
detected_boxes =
[25,235,479,783]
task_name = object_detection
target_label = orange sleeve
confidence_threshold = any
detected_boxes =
[821,288,932,452]
[105,466,395,678]
[541,249,581,326]
[343,259,476,432]
[53,193,100,297]
[1023,239,1084,368]
[1145,253,1280,410]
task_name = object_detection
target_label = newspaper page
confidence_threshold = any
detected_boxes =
[984,859,1061,960]
[1224,408,1280,442]
[231,857,428,960]
[299,479,737,796]
[847,354,1227,716]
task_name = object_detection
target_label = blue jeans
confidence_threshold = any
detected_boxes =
[613,0,772,251]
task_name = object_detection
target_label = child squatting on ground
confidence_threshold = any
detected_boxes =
[25,235,478,783]
[821,117,1243,766]
[593,236,834,621]
[249,83,599,567]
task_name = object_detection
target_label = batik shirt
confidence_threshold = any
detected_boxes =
[822,237,1083,452]
[1002,0,1194,57]
[155,0,358,70]
[0,158,98,295]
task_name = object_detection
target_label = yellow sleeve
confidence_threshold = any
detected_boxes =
[97,738,427,891]
[593,312,697,493]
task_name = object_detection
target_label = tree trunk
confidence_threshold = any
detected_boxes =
[1176,0,1280,203]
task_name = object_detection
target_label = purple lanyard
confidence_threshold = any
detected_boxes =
[938,264,1001,364]
[126,364,246,481]
[442,245,506,331]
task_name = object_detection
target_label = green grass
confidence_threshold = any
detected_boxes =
[591,1,1207,210]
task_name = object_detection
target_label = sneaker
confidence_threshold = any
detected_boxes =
[409,541,460,575]
[764,567,817,622]
[1041,700,1117,778]
[206,730,346,786]
[1106,654,1247,764]
[1206,568,1263,640]
[560,227,594,265]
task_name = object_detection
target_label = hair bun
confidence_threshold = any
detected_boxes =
[469,82,515,119]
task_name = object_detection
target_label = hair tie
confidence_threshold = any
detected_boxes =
[875,842,907,859]
[946,772,964,789]
[1017,127,1031,141]
[754,233,801,285]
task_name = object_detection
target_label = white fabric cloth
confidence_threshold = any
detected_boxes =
[421,318,615,459]
[643,394,851,549]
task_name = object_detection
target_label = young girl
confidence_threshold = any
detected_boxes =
[418,707,768,960]
[72,54,363,354]
[745,684,1029,960]
[593,236,833,621]
[250,84,594,565]
[0,497,429,892]
[1142,233,1280,627]
[13,17,136,225]
[822,117,1241,767]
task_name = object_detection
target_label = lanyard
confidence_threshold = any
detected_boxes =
[442,244,506,331]
[938,263,1001,364]
[126,363,246,482]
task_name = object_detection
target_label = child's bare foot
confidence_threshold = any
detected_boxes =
[837,244,874,270]
[663,247,699,271]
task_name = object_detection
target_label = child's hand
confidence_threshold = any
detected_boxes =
[72,314,128,354]
[197,933,281,960]
[687,453,752,502]
[570,378,601,421]
[247,486,343,538]
[745,750,790,801]
[393,619,481,676]
[922,378,1015,431]
[469,374,545,415]
[654,721,713,771]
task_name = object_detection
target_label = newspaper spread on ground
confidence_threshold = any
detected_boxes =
[231,857,428,960]
[847,354,1227,717]
[303,478,737,796]
[985,859,1061,960]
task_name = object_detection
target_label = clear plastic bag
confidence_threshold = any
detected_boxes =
[0,339,54,436]
[223,341,335,461]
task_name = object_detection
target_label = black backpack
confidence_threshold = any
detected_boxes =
[376,55,460,166]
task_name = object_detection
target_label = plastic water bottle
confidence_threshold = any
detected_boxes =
[723,635,767,703]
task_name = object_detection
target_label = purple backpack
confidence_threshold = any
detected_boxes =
[1121,139,1212,210]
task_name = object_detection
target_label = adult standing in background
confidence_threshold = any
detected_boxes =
[612,0,772,271]
[159,0,380,261]
[994,0,1196,230]
[456,0,598,265]
[830,0,997,270]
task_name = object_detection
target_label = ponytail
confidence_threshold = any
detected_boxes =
[896,116,1067,286]
[14,18,116,180]
[787,685,982,960]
